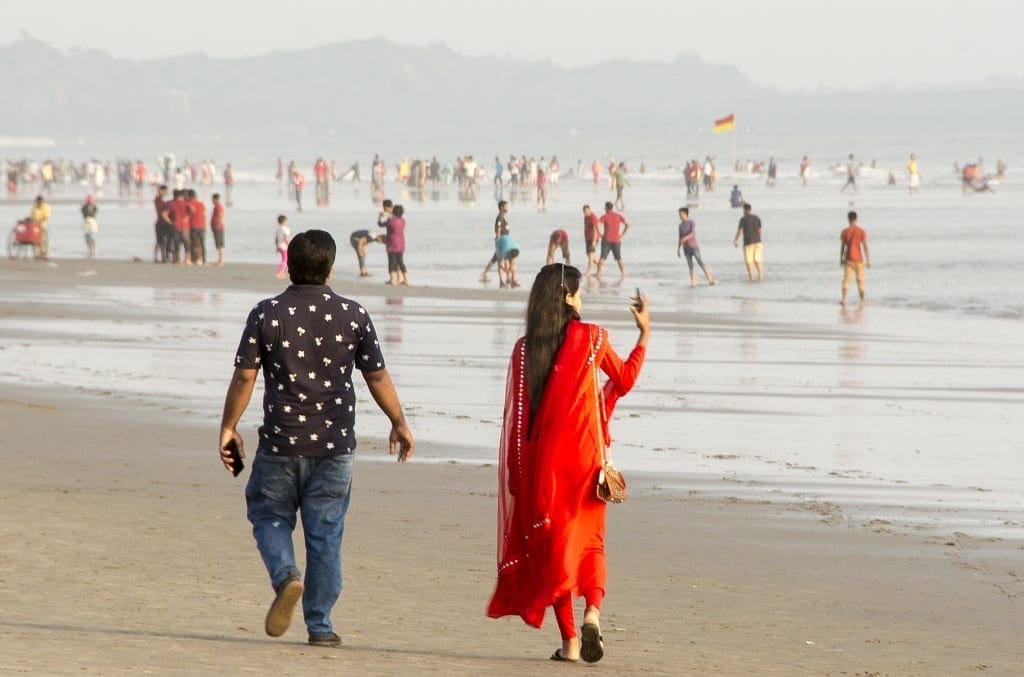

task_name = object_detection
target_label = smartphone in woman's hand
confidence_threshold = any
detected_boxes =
[632,287,644,309]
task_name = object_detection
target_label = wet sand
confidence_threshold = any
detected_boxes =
[0,258,1021,674]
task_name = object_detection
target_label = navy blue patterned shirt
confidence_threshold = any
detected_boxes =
[234,284,385,456]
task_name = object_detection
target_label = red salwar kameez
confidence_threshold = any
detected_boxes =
[487,319,646,639]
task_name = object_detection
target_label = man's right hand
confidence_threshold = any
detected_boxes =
[389,422,414,463]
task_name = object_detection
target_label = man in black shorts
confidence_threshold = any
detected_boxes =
[596,201,630,279]
[350,229,381,277]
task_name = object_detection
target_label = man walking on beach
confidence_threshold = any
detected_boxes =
[219,229,414,647]
[596,201,630,279]
[613,162,629,210]
[841,154,858,193]
[733,202,764,281]
[677,207,716,287]
[840,211,871,306]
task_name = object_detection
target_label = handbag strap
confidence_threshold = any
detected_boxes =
[589,326,608,467]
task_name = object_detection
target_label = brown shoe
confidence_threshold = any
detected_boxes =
[265,575,303,637]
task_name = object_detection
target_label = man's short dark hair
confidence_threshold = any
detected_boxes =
[679,207,689,216]
[277,214,287,225]
[158,184,168,191]
[392,204,404,218]
[288,230,336,285]
[742,202,752,212]
[186,189,196,199]
[582,204,590,211]
[848,211,857,222]
[604,201,613,211]
[498,200,508,209]
[382,199,393,208]
[173,189,182,198]
[212,193,220,200]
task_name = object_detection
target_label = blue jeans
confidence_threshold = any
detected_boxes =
[246,449,354,636]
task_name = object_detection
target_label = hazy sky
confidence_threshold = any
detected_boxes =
[3,0,1019,91]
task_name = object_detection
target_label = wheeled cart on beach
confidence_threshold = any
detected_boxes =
[7,219,48,259]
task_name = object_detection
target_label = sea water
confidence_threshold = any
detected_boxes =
[1,140,1021,537]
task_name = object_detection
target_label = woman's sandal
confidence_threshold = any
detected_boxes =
[580,622,604,663]
[550,649,579,662]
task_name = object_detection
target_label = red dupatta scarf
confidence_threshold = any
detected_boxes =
[486,319,621,627]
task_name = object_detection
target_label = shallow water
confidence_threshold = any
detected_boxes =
[0,277,1019,538]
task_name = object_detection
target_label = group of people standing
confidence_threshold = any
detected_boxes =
[153,185,227,266]
[342,199,409,285]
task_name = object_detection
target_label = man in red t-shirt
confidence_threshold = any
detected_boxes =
[167,189,191,264]
[596,201,631,278]
[211,192,226,265]
[187,189,207,266]
[840,210,871,306]
[582,204,600,277]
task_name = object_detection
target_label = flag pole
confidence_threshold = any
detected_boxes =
[731,126,736,181]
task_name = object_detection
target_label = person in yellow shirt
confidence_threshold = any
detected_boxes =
[28,195,52,258]
[907,153,920,195]
[30,195,51,229]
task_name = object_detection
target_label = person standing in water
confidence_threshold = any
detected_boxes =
[81,194,98,258]
[676,207,716,287]
[907,153,920,195]
[841,154,857,193]
[733,202,764,282]
[840,210,871,307]
[275,215,290,279]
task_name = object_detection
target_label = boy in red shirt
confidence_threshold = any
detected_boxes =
[840,210,871,306]
[211,193,226,265]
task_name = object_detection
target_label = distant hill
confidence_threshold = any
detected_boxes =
[0,37,762,139]
[1,36,1021,151]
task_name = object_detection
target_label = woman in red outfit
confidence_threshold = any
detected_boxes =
[486,263,649,663]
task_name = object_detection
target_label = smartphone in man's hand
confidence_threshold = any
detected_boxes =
[633,286,644,309]
[225,438,245,477]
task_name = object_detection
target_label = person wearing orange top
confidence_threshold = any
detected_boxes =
[840,210,871,307]
[487,264,649,664]
[211,193,226,265]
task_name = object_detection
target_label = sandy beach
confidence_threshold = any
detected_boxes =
[0,257,1021,675]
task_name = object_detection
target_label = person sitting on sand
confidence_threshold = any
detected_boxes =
[729,185,743,208]
[487,263,649,664]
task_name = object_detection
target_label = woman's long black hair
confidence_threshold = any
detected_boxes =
[525,263,582,427]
